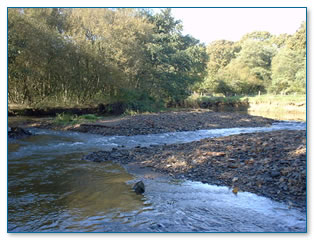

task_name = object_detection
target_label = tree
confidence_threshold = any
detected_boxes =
[144,9,208,104]
[270,22,306,94]
[270,48,306,94]
[210,36,276,96]
[8,8,70,104]
[196,40,240,94]
[240,31,272,42]
[286,22,306,51]
[8,8,208,110]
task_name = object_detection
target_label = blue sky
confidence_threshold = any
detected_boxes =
[166,8,306,44]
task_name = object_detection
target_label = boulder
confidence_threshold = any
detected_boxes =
[8,127,32,139]
[133,181,145,194]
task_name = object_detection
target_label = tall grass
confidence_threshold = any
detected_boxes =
[247,94,306,105]
[184,93,305,108]
[54,113,101,125]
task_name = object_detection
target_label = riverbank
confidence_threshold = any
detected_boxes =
[184,94,305,110]
[84,130,306,211]
[20,109,276,136]
[182,95,306,121]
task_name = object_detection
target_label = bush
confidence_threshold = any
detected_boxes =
[77,114,100,121]
[55,113,77,124]
[54,113,101,125]
[117,89,163,113]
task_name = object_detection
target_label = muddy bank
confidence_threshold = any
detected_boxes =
[8,102,126,117]
[84,130,306,210]
[23,110,276,136]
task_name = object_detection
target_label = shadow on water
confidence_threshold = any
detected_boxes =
[8,122,306,232]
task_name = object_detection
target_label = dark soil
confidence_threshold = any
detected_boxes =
[83,130,306,211]
[8,102,126,117]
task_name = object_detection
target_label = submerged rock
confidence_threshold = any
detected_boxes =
[133,181,145,194]
[8,127,32,139]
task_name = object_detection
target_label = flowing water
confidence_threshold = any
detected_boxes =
[8,121,306,232]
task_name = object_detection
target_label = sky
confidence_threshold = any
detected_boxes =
[167,8,306,44]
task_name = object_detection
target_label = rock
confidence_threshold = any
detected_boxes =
[8,127,32,139]
[271,171,281,178]
[133,181,145,194]
[228,164,238,169]
[232,187,239,195]
[111,152,123,158]
[232,177,239,182]
[93,158,103,163]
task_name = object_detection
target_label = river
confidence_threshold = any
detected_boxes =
[8,121,306,232]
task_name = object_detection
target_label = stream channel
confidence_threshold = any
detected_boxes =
[8,121,306,232]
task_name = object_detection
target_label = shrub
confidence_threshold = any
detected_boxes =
[54,113,101,125]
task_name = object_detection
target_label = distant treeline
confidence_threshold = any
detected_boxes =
[198,23,306,97]
[8,8,306,111]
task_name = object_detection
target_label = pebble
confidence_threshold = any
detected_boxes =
[271,171,281,178]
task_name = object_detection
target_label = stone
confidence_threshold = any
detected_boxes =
[133,181,145,194]
[8,127,32,139]
[271,171,281,178]
[232,187,239,195]
[228,164,238,169]
[111,152,123,158]
[232,177,239,182]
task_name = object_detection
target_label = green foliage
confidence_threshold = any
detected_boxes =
[286,22,306,51]
[213,39,276,96]
[145,9,208,104]
[8,8,306,109]
[77,114,100,121]
[54,113,101,125]
[240,31,272,42]
[54,113,78,125]
[270,48,306,94]
[197,40,239,94]
[116,89,163,113]
[8,8,207,111]
[182,93,250,109]
[269,23,306,95]
[193,23,305,96]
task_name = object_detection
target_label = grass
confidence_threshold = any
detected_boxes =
[184,93,305,107]
[246,94,306,105]
[10,94,306,123]
[183,94,248,109]
[54,113,102,125]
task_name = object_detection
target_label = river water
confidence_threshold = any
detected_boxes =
[8,121,306,232]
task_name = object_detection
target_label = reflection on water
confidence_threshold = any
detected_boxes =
[8,122,306,232]
[8,143,145,232]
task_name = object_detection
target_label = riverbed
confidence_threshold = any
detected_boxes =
[8,121,306,232]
